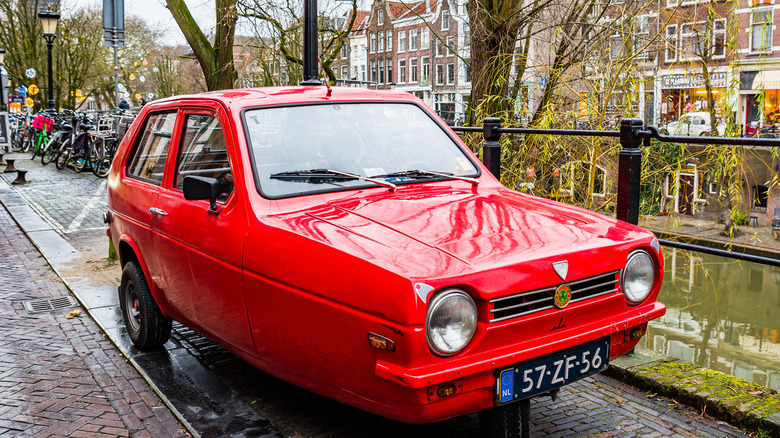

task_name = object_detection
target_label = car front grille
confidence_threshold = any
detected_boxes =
[488,271,621,323]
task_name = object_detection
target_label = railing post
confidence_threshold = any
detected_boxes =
[482,117,502,180]
[617,118,643,225]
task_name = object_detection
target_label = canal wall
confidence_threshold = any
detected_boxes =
[607,347,780,437]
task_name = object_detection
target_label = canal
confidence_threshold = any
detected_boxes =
[640,246,780,390]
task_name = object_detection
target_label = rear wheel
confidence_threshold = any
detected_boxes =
[119,261,172,349]
[73,142,89,173]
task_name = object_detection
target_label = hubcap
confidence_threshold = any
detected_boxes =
[125,284,141,332]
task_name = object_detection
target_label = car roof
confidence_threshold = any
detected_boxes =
[149,86,420,110]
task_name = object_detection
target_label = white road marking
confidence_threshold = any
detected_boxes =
[66,180,107,233]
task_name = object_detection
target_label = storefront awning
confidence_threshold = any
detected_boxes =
[752,71,780,90]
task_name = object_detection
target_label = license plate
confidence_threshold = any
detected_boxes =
[494,338,610,405]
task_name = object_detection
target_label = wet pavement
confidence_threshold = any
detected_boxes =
[0,152,758,437]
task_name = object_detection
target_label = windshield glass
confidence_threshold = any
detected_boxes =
[243,103,478,198]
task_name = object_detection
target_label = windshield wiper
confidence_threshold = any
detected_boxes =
[270,169,396,191]
[375,170,479,186]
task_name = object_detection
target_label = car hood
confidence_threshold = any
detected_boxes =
[264,185,650,279]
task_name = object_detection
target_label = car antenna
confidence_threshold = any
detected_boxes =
[318,56,332,98]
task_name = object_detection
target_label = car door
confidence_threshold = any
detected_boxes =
[115,110,178,300]
[150,104,255,355]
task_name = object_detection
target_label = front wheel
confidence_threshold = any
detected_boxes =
[41,136,60,165]
[478,399,531,438]
[119,261,172,349]
[55,140,70,170]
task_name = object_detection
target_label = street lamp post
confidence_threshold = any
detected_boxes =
[37,8,60,112]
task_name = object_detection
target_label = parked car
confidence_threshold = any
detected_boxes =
[662,111,726,136]
[106,86,666,436]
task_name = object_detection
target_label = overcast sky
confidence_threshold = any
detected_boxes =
[65,0,216,45]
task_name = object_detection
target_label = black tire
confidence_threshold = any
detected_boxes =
[41,136,59,165]
[73,148,89,173]
[92,139,111,178]
[119,261,172,349]
[478,399,531,438]
[55,140,70,170]
[11,129,26,152]
[21,130,34,153]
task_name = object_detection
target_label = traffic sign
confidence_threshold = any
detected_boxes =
[28,84,39,95]
[25,68,36,79]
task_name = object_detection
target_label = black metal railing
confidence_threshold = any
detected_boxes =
[450,117,780,268]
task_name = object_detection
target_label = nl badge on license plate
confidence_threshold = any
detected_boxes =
[495,338,610,405]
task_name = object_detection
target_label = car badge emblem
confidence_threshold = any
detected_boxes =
[554,285,572,309]
[552,261,568,281]
[414,283,435,303]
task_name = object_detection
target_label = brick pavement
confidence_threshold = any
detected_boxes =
[0,204,189,437]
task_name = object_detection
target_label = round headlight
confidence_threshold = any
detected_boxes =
[622,251,655,304]
[426,289,477,356]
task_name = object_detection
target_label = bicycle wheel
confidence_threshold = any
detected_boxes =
[55,140,70,170]
[11,129,25,152]
[21,130,34,153]
[92,138,112,178]
[41,135,61,165]
[74,143,89,173]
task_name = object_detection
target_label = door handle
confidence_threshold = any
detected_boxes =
[149,207,168,216]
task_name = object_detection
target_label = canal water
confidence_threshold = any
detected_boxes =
[638,247,780,390]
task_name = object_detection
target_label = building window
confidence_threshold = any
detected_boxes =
[436,64,444,85]
[410,57,418,82]
[464,60,471,82]
[341,43,347,59]
[361,64,366,81]
[679,19,726,61]
[370,60,376,82]
[378,9,383,25]
[422,56,430,84]
[421,29,430,50]
[665,25,677,62]
[370,32,376,53]
[447,63,455,84]
[341,65,348,79]
[753,185,769,210]
[398,30,406,52]
[378,32,384,52]
[410,29,418,51]
[387,58,393,83]
[379,59,384,84]
[399,59,406,83]
[635,15,651,60]
[386,30,393,51]
[751,10,772,53]
[436,38,444,57]
[446,36,455,56]
[442,9,450,30]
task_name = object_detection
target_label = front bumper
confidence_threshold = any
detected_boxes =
[370,301,665,423]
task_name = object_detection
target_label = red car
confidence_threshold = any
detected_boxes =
[106,86,665,436]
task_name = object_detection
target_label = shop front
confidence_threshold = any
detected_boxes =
[660,72,728,124]
[742,70,780,137]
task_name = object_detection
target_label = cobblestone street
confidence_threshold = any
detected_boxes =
[0,153,758,437]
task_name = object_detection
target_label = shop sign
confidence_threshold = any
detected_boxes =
[661,72,727,89]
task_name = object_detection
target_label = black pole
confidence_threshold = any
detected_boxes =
[617,118,643,225]
[45,35,55,111]
[300,0,321,85]
[482,117,502,180]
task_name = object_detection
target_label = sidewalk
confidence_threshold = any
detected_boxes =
[639,214,780,257]
[0,199,188,436]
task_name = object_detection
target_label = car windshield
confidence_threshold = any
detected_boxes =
[243,103,478,198]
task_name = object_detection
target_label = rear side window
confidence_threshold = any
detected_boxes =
[175,114,233,200]
[127,112,177,185]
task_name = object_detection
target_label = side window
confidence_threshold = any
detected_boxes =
[176,114,233,201]
[127,112,177,185]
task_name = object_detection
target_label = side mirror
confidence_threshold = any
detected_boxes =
[183,176,221,213]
